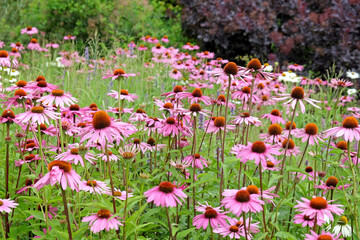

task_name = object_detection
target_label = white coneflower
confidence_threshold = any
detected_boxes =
[347,88,357,95]
[326,216,352,238]
[346,71,359,80]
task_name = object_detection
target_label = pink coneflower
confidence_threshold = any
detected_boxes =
[293,213,322,227]
[45,43,59,48]
[324,116,360,142]
[206,116,235,134]
[179,88,212,105]
[138,44,148,51]
[279,139,301,156]
[55,148,96,166]
[263,159,281,171]
[294,196,343,225]
[16,106,60,125]
[213,217,260,239]
[297,166,316,180]
[193,203,229,230]
[331,78,353,88]
[33,160,82,191]
[144,181,187,207]
[27,38,42,51]
[107,89,138,102]
[9,48,21,58]
[107,188,133,200]
[21,26,38,35]
[80,180,110,194]
[288,63,304,71]
[129,108,148,122]
[232,141,280,166]
[10,42,25,51]
[63,35,76,40]
[222,189,264,216]
[161,35,169,43]
[259,123,284,143]
[0,109,17,124]
[158,117,191,137]
[16,178,35,194]
[169,69,182,79]
[0,199,18,213]
[151,43,165,55]
[274,86,321,113]
[99,151,120,162]
[30,80,58,94]
[314,176,350,194]
[233,112,261,126]
[0,50,11,67]
[38,89,77,108]
[183,153,209,169]
[260,109,286,124]
[161,85,186,99]
[82,209,123,233]
[232,86,260,104]
[80,111,136,147]
[294,123,323,145]
[102,69,136,80]
[305,230,340,240]
[215,94,236,109]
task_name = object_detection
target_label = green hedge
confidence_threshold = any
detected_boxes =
[0,0,186,47]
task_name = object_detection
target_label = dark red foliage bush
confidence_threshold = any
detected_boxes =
[180,0,360,73]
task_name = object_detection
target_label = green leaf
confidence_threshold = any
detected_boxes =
[275,231,297,240]
[25,210,45,221]
[176,227,196,239]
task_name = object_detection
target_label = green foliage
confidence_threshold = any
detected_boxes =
[0,0,187,47]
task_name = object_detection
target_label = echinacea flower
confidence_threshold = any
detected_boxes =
[27,38,42,51]
[80,110,136,147]
[183,153,209,169]
[37,89,77,108]
[206,116,235,134]
[16,106,60,125]
[213,217,260,239]
[55,148,96,166]
[346,71,359,80]
[33,160,82,191]
[82,209,122,233]
[327,216,352,238]
[144,181,187,207]
[0,199,18,213]
[179,88,212,105]
[0,50,11,67]
[193,203,229,230]
[260,109,286,124]
[21,26,38,35]
[331,78,353,88]
[232,141,280,166]
[80,180,110,194]
[102,69,136,80]
[169,69,182,79]
[288,63,304,71]
[233,112,261,126]
[222,189,264,216]
[274,86,321,113]
[324,117,360,142]
[294,123,323,145]
[107,89,138,102]
[63,35,76,40]
[294,196,344,225]
[305,230,340,240]
[293,213,322,228]
[107,188,133,200]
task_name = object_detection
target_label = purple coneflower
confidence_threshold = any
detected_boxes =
[82,209,122,233]
[144,181,187,207]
